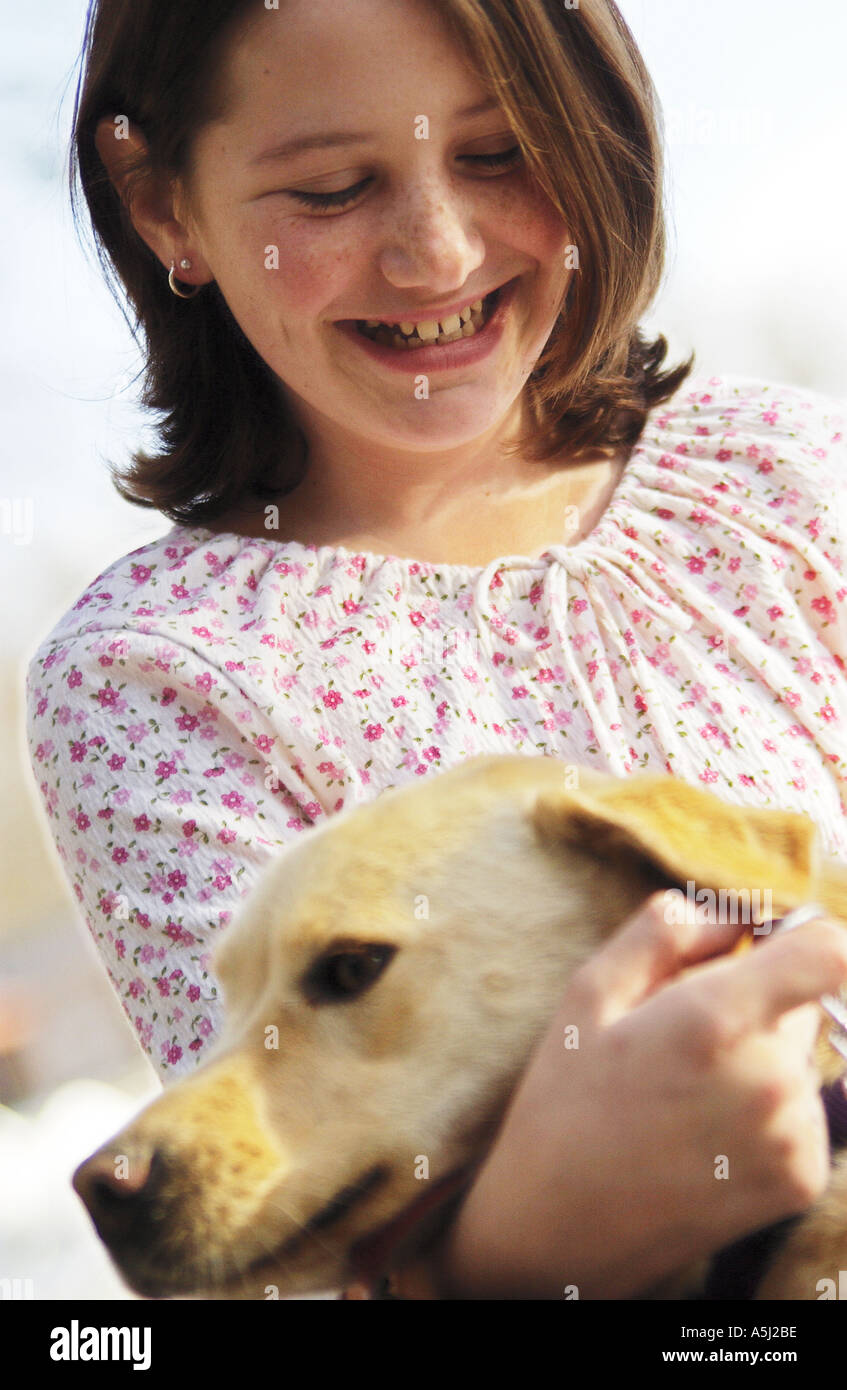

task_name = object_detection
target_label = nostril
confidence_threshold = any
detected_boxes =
[73,1146,162,1244]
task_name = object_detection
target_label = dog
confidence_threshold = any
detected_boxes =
[72,754,847,1299]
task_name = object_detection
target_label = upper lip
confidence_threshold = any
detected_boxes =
[346,277,514,326]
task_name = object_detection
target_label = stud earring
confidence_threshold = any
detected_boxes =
[168,259,200,299]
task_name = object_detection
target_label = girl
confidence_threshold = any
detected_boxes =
[27,0,847,1298]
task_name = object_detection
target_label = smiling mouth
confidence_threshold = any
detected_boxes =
[351,284,506,350]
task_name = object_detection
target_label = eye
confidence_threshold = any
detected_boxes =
[285,145,523,212]
[301,943,397,1004]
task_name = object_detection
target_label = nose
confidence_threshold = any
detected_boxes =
[378,176,485,295]
[73,1143,165,1249]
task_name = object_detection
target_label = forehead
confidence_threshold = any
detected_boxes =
[205,0,487,138]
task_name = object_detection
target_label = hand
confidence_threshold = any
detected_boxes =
[411,894,847,1299]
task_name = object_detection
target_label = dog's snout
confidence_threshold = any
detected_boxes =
[73,1145,164,1247]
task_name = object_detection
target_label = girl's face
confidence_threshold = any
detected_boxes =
[181,0,575,464]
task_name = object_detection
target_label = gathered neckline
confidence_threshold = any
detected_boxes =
[179,443,643,576]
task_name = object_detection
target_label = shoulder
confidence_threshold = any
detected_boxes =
[638,372,847,536]
[26,524,313,673]
[656,371,846,480]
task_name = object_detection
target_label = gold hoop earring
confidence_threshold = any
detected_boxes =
[168,260,200,299]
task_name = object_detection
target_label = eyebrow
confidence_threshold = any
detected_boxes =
[249,98,501,166]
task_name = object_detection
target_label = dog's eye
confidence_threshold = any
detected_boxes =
[302,944,397,1005]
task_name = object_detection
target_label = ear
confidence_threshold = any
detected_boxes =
[93,115,213,289]
[530,772,823,920]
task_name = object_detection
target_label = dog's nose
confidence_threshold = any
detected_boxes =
[72,1145,164,1247]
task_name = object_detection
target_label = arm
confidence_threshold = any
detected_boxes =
[26,626,316,1081]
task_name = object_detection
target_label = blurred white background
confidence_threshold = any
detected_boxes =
[1,0,845,1299]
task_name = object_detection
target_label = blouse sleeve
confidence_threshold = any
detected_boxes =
[25,625,319,1084]
[725,378,847,674]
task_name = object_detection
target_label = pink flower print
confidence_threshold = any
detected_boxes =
[96,685,120,710]
[70,740,87,763]
[364,723,384,741]
[761,410,778,425]
[572,599,588,615]
[391,695,408,707]
[728,557,741,573]
[716,449,733,462]
[766,606,784,621]
[67,668,83,689]
[656,508,675,521]
[131,564,152,584]
[818,704,838,722]
[112,846,129,865]
[699,768,719,784]
[322,690,343,709]
[165,1043,182,1065]
[422,746,441,762]
[512,686,529,699]
[738,774,755,787]
[811,596,835,620]
[634,694,648,713]
[156,758,177,780]
[686,557,706,574]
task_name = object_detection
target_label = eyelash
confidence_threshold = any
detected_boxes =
[286,146,523,211]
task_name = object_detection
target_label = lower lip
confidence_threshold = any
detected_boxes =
[335,279,518,374]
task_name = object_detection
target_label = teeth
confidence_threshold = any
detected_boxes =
[357,288,500,349]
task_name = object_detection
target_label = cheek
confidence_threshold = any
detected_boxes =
[219,210,354,320]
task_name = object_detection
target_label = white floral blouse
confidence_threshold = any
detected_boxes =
[25,373,847,1082]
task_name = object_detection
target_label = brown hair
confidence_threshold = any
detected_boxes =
[70,0,694,525]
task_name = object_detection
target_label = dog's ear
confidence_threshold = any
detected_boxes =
[531,773,822,916]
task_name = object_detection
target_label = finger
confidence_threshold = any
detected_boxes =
[568,891,750,1028]
[687,917,847,1035]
